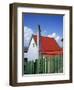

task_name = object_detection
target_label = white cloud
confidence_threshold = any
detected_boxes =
[48,32,56,38]
[48,33,59,41]
[48,33,63,47]
[55,36,60,41]
[51,33,56,38]
[24,26,33,47]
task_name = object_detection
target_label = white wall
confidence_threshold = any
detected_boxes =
[27,38,38,61]
[0,0,74,90]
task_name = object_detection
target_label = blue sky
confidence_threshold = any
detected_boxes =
[23,13,63,47]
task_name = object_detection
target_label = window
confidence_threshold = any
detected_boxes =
[33,43,35,47]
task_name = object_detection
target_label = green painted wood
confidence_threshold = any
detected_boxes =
[50,56,55,73]
[24,55,63,74]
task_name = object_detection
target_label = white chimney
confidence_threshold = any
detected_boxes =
[37,25,41,57]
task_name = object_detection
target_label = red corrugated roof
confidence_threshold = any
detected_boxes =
[33,35,63,55]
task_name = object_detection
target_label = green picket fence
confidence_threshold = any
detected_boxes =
[24,55,63,74]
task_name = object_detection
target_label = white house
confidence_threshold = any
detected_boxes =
[24,25,41,61]
[24,25,63,61]
[24,35,38,61]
